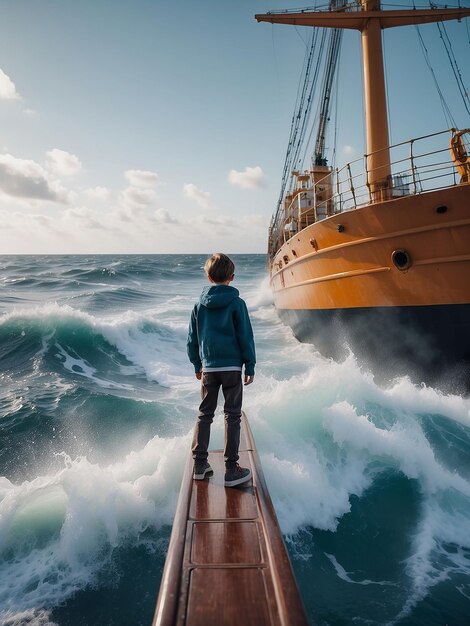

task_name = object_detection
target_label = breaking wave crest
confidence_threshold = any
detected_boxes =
[0,434,189,616]
[0,303,192,388]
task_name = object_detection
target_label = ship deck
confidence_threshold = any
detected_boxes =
[152,413,309,626]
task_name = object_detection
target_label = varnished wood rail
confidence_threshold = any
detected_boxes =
[152,413,309,626]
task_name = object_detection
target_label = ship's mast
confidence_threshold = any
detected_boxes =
[256,3,470,197]
[361,0,391,191]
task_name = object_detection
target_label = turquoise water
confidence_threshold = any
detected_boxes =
[1,254,470,626]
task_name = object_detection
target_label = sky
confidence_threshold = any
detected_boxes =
[0,0,469,254]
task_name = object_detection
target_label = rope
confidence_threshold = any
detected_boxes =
[272,26,326,229]
[436,19,470,115]
[415,24,456,127]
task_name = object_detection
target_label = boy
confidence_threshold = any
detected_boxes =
[187,253,256,487]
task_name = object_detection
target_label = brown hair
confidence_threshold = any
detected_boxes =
[204,253,235,283]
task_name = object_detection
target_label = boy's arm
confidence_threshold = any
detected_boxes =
[234,300,256,377]
[186,305,202,373]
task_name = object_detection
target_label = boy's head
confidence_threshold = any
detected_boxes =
[204,253,235,284]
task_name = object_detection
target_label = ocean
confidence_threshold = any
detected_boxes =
[1,254,469,626]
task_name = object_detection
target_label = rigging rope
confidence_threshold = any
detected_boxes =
[415,24,456,127]
[299,27,342,171]
[436,20,470,115]
[331,55,341,170]
[272,27,326,229]
[272,0,345,230]
[313,27,343,164]
[289,29,328,173]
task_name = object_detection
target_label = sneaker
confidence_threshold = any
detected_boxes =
[193,461,213,480]
[224,464,252,487]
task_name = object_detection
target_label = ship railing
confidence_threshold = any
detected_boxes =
[268,128,468,253]
[329,128,463,213]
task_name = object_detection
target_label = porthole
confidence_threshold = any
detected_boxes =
[283,255,289,264]
[392,249,411,271]
[436,205,448,214]
[292,249,297,257]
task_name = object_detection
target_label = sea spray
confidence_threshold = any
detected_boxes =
[0,434,190,614]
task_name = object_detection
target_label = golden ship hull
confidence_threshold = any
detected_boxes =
[270,182,470,391]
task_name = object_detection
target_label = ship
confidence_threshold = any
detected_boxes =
[256,1,470,393]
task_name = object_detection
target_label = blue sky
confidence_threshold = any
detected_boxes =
[0,0,468,253]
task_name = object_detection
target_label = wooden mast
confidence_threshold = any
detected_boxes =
[256,3,470,197]
[361,0,391,193]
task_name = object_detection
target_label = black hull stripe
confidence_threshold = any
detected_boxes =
[277,303,470,394]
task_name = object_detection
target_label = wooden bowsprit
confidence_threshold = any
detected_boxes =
[153,412,309,626]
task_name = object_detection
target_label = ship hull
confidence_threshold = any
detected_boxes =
[278,303,470,393]
[270,184,470,392]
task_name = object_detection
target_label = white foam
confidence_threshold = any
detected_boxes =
[325,553,395,586]
[387,499,470,625]
[0,609,57,626]
[53,342,134,390]
[245,276,274,310]
[323,400,470,496]
[0,433,190,613]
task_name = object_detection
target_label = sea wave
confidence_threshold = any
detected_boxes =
[0,434,189,614]
[0,303,192,388]
[245,349,470,622]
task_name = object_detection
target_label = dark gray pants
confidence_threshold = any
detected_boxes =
[192,371,242,467]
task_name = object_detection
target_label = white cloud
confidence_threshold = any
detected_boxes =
[0,69,20,100]
[125,169,159,188]
[46,148,82,176]
[85,186,113,202]
[120,186,156,208]
[23,108,36,116]
[64,206,105,229]
[190,214,235,227]
[0,153,69,203]
[183,183,213,209]
[116,206,140,223]
[228,165,265,189]
[242,214,268,228]
[0,203,268,253]
[154,208,178,224]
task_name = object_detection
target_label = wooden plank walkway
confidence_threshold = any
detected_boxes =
[153,413,309,626]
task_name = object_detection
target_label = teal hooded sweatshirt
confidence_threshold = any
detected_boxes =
[186,285,256,376]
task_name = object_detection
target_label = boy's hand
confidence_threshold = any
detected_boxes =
[244,375,254,386]
[196,371,202,380]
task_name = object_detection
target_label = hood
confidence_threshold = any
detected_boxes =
[199,285,239,309]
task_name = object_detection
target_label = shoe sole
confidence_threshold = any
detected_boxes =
[193,468,213,480]
[224,469,252,487]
